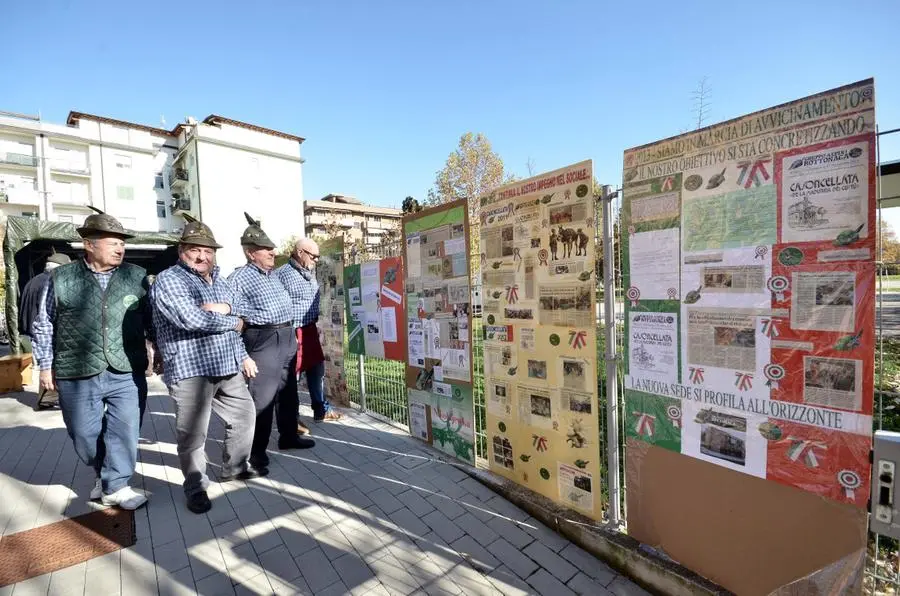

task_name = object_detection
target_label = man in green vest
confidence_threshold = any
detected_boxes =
[32,210,152,510]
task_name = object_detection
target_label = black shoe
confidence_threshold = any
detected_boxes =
[186,491,212,514]
[219,467,269,482]
[278,436,316,450]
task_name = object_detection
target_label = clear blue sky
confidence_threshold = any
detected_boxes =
[2,0,899,211]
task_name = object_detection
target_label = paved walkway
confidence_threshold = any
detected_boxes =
[0,379,647,595]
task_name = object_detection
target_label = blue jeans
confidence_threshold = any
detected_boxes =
[57,369,141,494]
[301,361,330,419]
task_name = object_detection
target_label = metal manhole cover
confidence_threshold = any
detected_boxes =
[391,455,431,471]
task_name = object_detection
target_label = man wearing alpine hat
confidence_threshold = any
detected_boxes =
[228,213,314,474]
[151,215,260,514]
[32,208,151,510]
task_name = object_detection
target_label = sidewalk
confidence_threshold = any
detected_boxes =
[0,379,648,595]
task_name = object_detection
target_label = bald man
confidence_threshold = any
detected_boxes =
[276,239,342,424]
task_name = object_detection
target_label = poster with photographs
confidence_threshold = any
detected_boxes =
[317,238,350,407]
[481,160,603,521]
[343,256,406,361]
[402,199,475,464]
[622,79,876,507]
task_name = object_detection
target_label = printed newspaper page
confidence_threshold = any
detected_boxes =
[629,228,680,299]
[779,138,870,244]
[687,308,757,372]
[628,312,678,383]
[538,283,593,327]
[790,271,856,332]
[803,356,863,411]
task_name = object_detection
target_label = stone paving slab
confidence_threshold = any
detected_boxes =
[0,381,646,595]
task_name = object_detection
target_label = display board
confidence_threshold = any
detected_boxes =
[402,200,475,463]
[317,237,350,407]
[622,79,876,505]
[481,160,602,521]
[344,257,406,361]
[622,79,875,594]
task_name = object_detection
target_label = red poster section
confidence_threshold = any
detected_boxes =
[379,256,406,362]
[763,133,877,507]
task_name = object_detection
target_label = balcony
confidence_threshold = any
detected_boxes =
[168,168,188,188]
[0,188,41,206]
[0,152,38,168]
[49,158,90,176]
[172,196,192,213]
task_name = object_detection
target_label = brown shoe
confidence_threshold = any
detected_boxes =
[297,421,311,435]
[314,410,344,423]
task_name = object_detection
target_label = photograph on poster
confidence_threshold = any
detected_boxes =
[803,356,862,410]
[702,266,766,293]
[562,390,593,414]
[562,358,587,390]
[528,359,547,380]
[559,463,594,511]
[492,435,515,470]
[530,393,552,418]
[698,410,747,466]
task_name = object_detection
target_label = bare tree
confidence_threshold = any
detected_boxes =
[526,157,536,177]
[692,76,712,129]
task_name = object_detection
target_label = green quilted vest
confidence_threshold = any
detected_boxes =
[51,260,149,379]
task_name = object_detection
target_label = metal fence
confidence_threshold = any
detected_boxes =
[325,146,900,592]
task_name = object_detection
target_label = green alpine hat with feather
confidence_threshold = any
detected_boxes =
[240,212,276,249]
[77,206,134,239]
[178,213,223,249]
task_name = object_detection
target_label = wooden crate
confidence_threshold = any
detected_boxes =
[0,354,33,393]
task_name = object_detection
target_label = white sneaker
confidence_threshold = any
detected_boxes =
[90,478,102,501]
[101,486,148,510]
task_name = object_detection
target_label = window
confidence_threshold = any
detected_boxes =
[371,216,381,223]
[156,199,167,218]
[115,155,132,169]
[57,214,73,223]
[154,174,165,189]
[21,211,38,219]
[117,186,134,200]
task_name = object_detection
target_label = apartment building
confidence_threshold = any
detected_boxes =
[0,110,305,273]
[304,194,402,247]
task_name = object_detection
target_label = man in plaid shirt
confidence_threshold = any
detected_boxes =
[228,213,314,473]
[277,238,342,423]
[151,217,260,514]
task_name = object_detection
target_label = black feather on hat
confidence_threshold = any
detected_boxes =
[240,212,276,249]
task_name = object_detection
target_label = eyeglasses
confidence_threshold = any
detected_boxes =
[303,249,320,260]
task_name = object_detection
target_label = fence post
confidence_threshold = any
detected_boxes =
[601,185,622,527]
[353,245,367,413]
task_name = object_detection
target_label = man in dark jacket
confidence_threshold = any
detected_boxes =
[32,210,152,510]
[18,251,71,353]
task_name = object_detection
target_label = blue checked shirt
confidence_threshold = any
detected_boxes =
[276,259,320,328]
[151,262,248,386]
[32,261,119,371]
[227,264,293,326]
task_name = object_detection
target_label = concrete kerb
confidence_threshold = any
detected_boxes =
[452,461,733,596]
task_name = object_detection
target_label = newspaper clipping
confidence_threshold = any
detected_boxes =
[779,138,870,244]
[687,308,757,372]
[791,271,856,332]
[803,356,863,411]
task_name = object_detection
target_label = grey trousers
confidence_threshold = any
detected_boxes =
[170,374,256,497]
